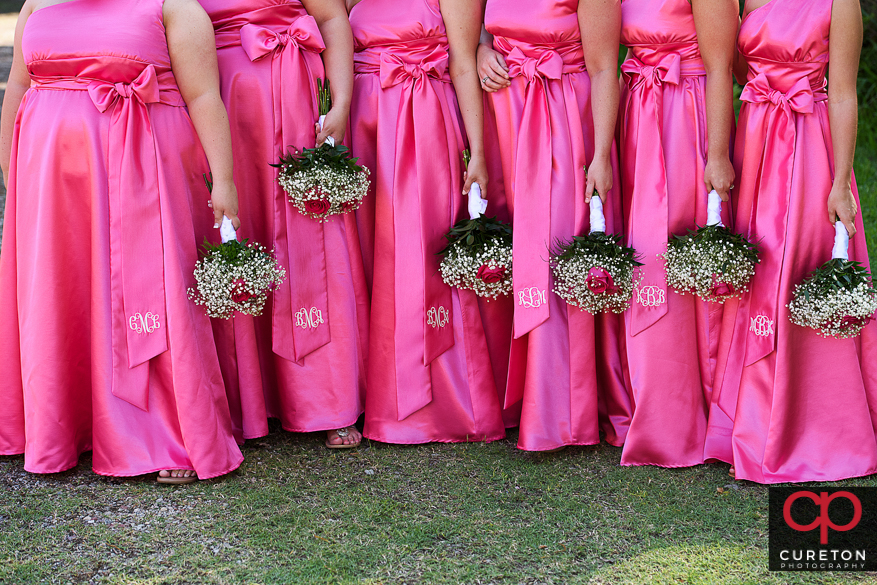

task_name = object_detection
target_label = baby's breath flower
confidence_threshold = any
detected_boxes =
[187,240,286,320]
[788,258,877,339]
[663,225,759,303]
[439,216,513,299]
[550,233,642,314]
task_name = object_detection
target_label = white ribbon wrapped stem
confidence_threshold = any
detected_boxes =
[468,182,488,220]
[318,115,335,148]
[220,215,238,244]
[832,220,850,260]
[589,196,606,234]
[707,189,724,227]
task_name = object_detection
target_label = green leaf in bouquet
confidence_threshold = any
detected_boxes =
[272,143,367,177]
[550,232,643,267]
[437,215,513,257]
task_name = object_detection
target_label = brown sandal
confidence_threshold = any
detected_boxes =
[325,426,361,449]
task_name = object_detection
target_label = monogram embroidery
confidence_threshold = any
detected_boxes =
[129,312,161,335]
[636,285,666,308]
[295,307,325,330]
[427,306,450,329]
[750,314,775,337]
[517,287,548,309]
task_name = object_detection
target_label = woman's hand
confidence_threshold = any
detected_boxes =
[463,152,489,198]
[316,105,348,146]
[477,42,510,93]
[585,155,612,204]
[827,181,858,237]
[208,178,241,230]
[704,155,735,202]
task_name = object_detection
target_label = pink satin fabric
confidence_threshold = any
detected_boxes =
[484,0,625,451]
[200,0,367,441]
[704,0,877,483]
[616,0,728,467]
[349,0,505,443]
[0,0,242,478]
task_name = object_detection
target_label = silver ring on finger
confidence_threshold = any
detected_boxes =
[482,76,490,84]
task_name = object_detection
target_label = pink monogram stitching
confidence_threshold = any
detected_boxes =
[427,306,450,329]
[517,287,548,309]
[636,285,666,308]
[295,307,325,330]
[750,314,775,337]
[128,312,160,335]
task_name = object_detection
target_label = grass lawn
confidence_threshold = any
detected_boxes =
[3,426,877,585]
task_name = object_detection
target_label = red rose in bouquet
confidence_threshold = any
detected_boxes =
[304,199,331,215]
[477,264,507,284]
[231,278,254,304]
[709,279,735,298]
[586,267,618,295]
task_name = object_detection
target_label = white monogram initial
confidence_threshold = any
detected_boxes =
[517,287,548,309]
[295,307,325,330]
[750,314,775,337]
[636,285,666,308]
[129,312,161,335]
[427,306,450,329]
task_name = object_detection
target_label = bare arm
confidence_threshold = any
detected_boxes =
[579,0,621,203]
[442,0,489,196]
[164,0,239,229]
[693,0,737,200]
[0,1,36,185]
[826,0,862,236]
[303,0,354,145]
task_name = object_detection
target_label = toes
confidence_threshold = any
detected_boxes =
[159,470,170,478]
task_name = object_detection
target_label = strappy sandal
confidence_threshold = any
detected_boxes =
[325,426,361,449]
[156,471,197,485]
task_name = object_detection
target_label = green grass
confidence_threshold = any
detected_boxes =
[3,427,877,584]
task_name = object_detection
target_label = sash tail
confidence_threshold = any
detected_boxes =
[504,46,564,339]
[380,48,455,420]
[621,54,684,335]
[240,19,332,364]
[740,74,822,365]
[87,66,167,411]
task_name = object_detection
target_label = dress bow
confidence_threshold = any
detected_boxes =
[87,65,160,112]
[621,53,682,90]
[505,46,563,83]
[379,49,448,90]
[240,16,325,62]
[740,73,815,115]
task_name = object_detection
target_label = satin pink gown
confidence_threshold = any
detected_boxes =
[198,0,368,442]
[616,0,729,467]
[704,0,877,483]
[0,0,243,478]
[484,0,627,451]
[348,0,506,444]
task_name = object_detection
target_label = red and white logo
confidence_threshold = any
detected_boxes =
[783,491,862,545]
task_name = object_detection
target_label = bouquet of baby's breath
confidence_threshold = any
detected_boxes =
[663,191,759,303]
[550,197,642,314]
[273,79,370,222]
[438,150,513,299]
[187,174,286,319]
[788,223,877,338]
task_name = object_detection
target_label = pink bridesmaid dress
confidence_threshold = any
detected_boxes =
[0,0,243,478]
[348,0,506,444]
[704,0,877,482]
[484,0,627,451]
[616,0,730,467]
[198,0,368,442]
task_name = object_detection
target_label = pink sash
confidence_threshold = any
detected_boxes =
[621,53,705,335]
[740,73,825,365]
[493,39,583,339]
[231,16,332,364]
[32,65,179,410]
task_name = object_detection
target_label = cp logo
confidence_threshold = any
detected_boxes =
[783,491,862,545]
